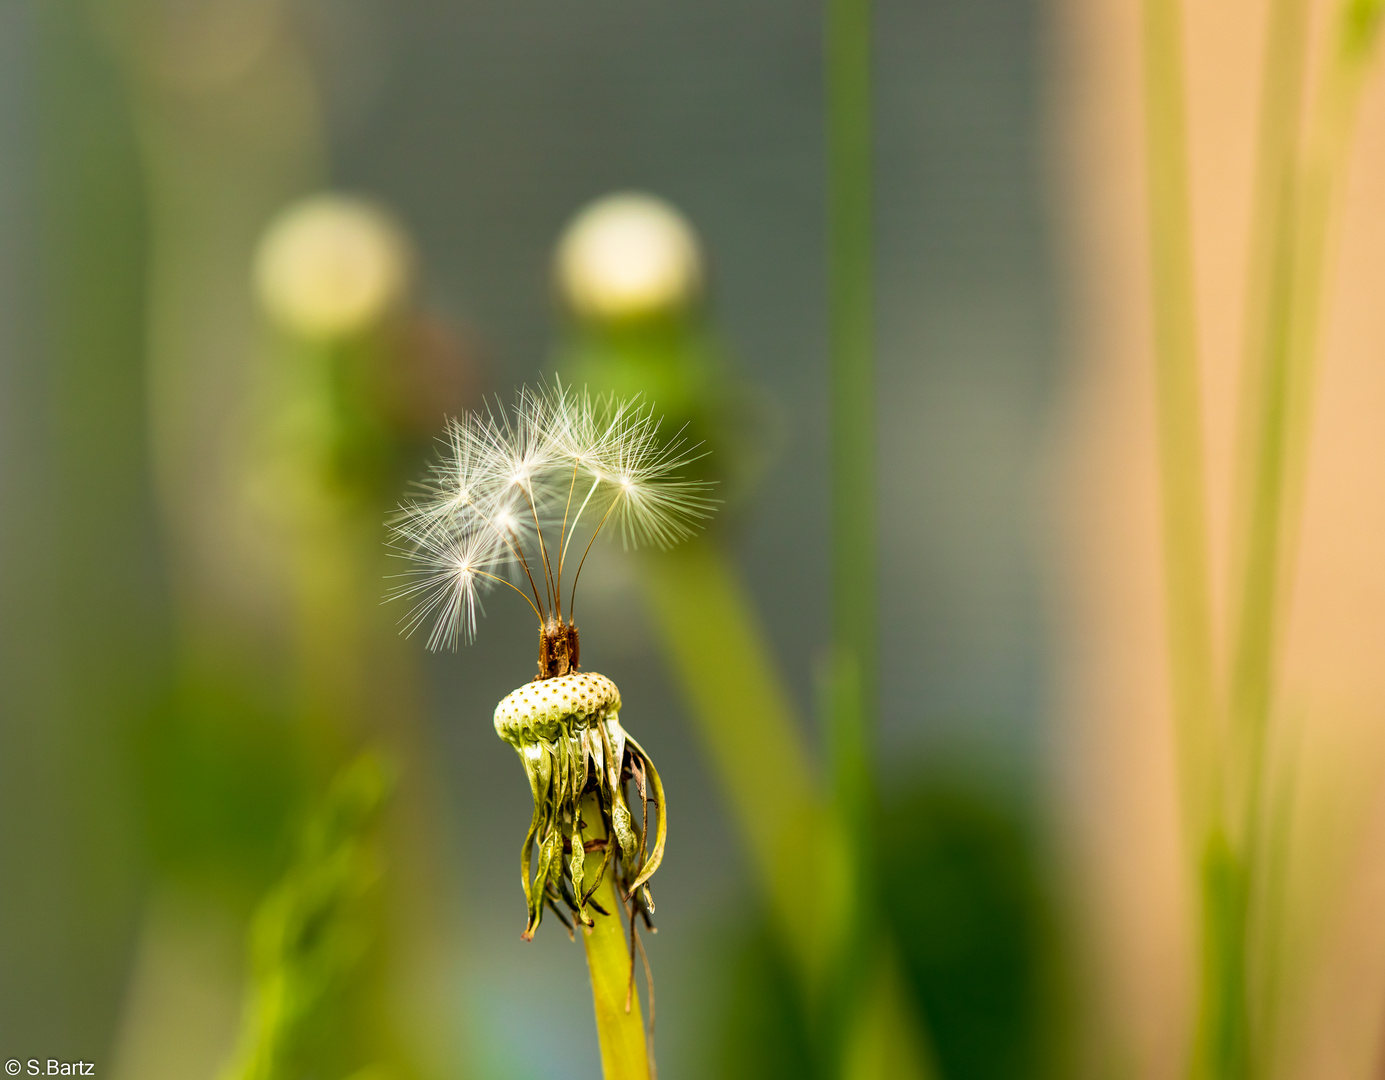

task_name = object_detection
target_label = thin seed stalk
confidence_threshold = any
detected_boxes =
[579,793,650,1080]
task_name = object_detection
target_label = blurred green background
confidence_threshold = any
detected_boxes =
[0,1,1059,1077]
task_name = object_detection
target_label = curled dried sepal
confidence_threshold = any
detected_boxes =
[494,672,666,940]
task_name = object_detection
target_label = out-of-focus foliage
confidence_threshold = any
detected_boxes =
[704,921,816,1080]
[136,673,304,896]
[705,770,1064,1080]
[0,0,158,1056]
[220,752,395,1080]
[880,776,1064,1080]
[1342,0,1385,61]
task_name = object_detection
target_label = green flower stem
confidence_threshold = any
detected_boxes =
[642,544,935,1077]
[1143,0,1385,1075]
[1140,0,1220,855]
[840,948,936,1080]
[642,542,830,980]
[579,794,650,1080]
[827,1,922,1074]
[1140,2,1242,1074]
[1206,7,1312,1074]
[22,3,151,1054]
[1232,0,1383,846]
[826,0,877,853]
[1193,833,1250,1080]
[1218,8,1384,1076]
[1228,0,1312,858]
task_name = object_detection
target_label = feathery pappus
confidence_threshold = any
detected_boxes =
[388,382,714,655]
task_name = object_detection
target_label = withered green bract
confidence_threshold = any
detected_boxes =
[494,671,665,940]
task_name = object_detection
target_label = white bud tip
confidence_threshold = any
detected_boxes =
[554,192,703,323]
[254,192,412,341]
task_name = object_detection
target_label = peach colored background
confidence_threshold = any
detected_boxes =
[1051,0,1385,1075]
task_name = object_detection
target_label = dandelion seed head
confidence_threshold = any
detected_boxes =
[387,383,717,649]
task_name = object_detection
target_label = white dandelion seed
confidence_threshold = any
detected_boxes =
[545,381,604,469]
[481,386,562,499]
[387,383,717,650]
[386,525,503,650]
[592,404,716,551]
[401,413,500,539]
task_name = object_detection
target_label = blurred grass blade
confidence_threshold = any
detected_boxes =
[1140,0,1219,853]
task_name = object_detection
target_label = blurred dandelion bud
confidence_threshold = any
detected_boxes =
[555,193,703,323]
[254,193,412,341]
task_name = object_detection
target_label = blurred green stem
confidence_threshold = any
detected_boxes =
[21,0,151,1056]
[579,794,651,1080]
[642,544,934,1078]
[1208,5,1311,1071]
[1232,0,1383,842]
[826,0,878,1062]
[1140,0,1220,855]
[1194,833,1250,1080]
[643,543,833,983]
[1143,0,1385,1075]
[1228,0,1311,856]
[1140,0,1241,1074]
[826,0,876,848]
[823,2,939,1075]
[1221,5,1384,1075]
